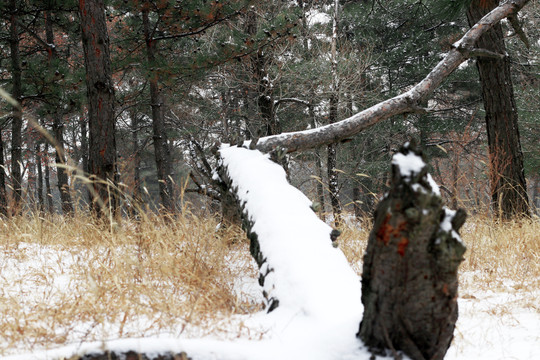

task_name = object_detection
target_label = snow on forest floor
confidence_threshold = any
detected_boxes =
[0,219,538,360]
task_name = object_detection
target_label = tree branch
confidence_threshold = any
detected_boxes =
[253,0,530,154]
[507,13,530,48]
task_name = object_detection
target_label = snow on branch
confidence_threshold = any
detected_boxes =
[254,0,531,154]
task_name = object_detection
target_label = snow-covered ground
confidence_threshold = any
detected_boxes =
[1,147,539,359]
[1,242,538,360]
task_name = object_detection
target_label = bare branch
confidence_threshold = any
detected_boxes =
[254,0,531,154]
[508,13,530,48]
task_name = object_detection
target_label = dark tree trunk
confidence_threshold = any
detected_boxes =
[79,113,90,204]
[130,110,142,213]
[327,0,341,227]
[9,0,23,215]
[358,142,467,360]
[44,144,54,214]
[255,54,278,136]
[36,143,45,213]
[309,102,326,220]
[46,10,74,215]
[142,4,175,213]
[79,0,118,216]
[0,132,7,216]
[467,0,529,219]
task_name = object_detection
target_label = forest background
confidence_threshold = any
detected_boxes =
[0,0,538,218]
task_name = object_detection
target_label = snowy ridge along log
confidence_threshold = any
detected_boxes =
[358,141,467,360]
[216,144,361,317]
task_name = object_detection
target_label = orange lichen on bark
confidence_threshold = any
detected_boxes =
[397,237,409,257]
[376,213,407,246]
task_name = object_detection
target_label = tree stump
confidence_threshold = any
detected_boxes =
[358,142,467,360]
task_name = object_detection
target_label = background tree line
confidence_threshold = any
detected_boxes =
[0,0,538,220]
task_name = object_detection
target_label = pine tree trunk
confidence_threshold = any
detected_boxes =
[36,143,45,213]
[46,9,74,215]
[0,131,7,216]
[130,110,142,214]
[327,0,341,227]
[142,4,175,213]
[9,0,23,215]
[358,142,466,360]
[467,0,529,219]
[79,0,118,216]
[44,144,54,214]
[79,114,90,204]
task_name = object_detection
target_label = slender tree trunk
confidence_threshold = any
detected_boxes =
[327,0,341,226]
[467,0,529,219]
[130,110,142,214]
[45,10,74,215]
[79,0,118,216]
[44,144,54,214]
[79,113,89,204]
[27,132,37,209]
[0,132,7,216]
[36,143,45,213]
[142,4,175,213]
[9,0,23,215]
[309,102,326,220]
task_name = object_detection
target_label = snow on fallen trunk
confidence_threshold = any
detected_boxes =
[217,145,361,321]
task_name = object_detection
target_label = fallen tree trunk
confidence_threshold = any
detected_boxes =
[358,142,467,360]
[254,0,530,154]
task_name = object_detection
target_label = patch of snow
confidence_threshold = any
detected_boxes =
[392,152,425,178]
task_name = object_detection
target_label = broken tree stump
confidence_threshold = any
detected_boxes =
[358,142,467,360]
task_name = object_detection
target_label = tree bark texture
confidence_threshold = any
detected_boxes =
[44,144,54,213]
[46,10,74,215]
[79,0,118,215]
[358,142,467,360]
[75,350,191,360]
[253,0,530,155]
[142,4,176,212]
[9,0,23,215]
[0,131,7,216]
[467,0,529,219]
[36,143,45,213]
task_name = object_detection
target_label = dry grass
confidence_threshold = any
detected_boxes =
[0,210,261,355]
[1,208,538,356]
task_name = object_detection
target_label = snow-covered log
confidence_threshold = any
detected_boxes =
[358,142,467,360]
[216,145,361,317]
[254,0,531,154]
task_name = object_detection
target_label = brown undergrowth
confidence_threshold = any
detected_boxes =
[0,210,260,356]
[0,209,538,355]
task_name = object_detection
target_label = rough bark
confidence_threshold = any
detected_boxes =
[79,0,118,216]
[142,3,176,213]
[327,0,341,226]
[358,142,467,360]
[0,131,7,216]
[9,0,23,215]
[130,110,142,213]
[46,9,74,215]
[467,0,530,219]
[254,0,531,155]
[75,350,191,360]
[36,143,45,213]
[44,144,54,213]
